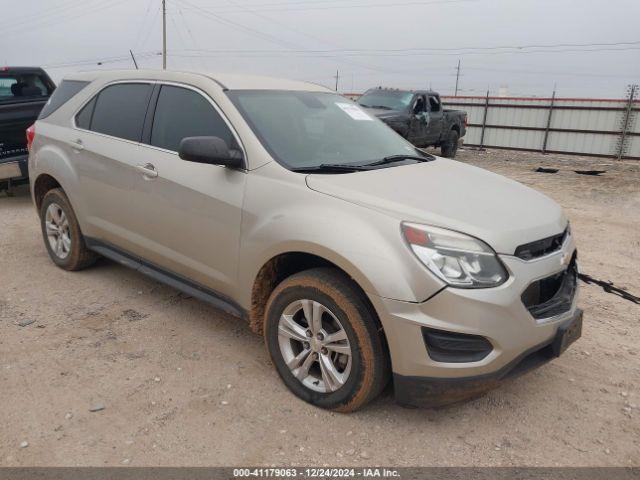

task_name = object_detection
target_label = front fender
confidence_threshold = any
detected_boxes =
[237,165,445,310]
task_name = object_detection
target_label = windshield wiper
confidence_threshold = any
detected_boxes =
[362,154,434,168]
[290,163,368,173]
[369,105,392,110]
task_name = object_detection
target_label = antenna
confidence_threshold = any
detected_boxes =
[334,69,339,92]
[454,59,461,96]
[130,50,139,70]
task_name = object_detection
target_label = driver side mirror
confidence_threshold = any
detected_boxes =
[178,136,244,169]
[414,111,430,124]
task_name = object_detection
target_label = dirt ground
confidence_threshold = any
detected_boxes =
[1,148,639,467]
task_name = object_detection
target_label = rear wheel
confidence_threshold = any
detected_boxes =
[264,268,390,412]
[40,188,98,271]
[441,129,459,158]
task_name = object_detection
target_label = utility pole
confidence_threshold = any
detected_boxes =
[129,49,139,70]
[334,69,339,92]
[454,59,461,96]
[162,0,167,70]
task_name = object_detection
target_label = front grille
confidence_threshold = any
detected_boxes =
[514,227,568,260]
[521,252,577,319]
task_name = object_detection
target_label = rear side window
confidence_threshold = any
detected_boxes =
[428,95,441,112]
[150,85,234,152]
[38,80,87,119]
[0,73,52,103]
[90,83,152,142]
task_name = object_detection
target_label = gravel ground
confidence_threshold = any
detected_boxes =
[1,148,639,467]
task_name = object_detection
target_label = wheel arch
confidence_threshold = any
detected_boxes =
[33,173,63,212]
[248,250,382,338]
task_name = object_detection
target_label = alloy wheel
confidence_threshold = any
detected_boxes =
[277,299,352,393]
[45,202,71,259]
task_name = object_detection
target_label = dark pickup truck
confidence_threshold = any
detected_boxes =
[357,87,467,158]
[0,67,55,194]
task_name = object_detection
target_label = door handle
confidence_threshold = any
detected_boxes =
[136,163,158,178]
[70,139,84,151]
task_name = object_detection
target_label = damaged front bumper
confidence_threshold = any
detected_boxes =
[393,308,583,408]
[368,239,582,408]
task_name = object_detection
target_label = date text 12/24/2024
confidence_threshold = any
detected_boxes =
[233,468,400,478]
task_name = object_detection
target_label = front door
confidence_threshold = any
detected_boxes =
[407,94,429,146]
[127,84,246,298]
[425,95,444,145]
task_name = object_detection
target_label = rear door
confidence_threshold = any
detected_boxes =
[126,83,246,297]
[71,82,154,251]
[425,94,444,145]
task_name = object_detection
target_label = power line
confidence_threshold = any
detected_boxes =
[43,51,160,69]
[212,0,407,74]
[137,5,162,52]
[175,0,478,14]
[153,39,640,56]
[133,0,156,51]
[0,0,130,38]
[165,44,640,58]
[0,0,94,30]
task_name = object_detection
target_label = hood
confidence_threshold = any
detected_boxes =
[306,158,566,255]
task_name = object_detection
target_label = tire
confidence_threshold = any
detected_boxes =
[40,188,98,271]
[264,267,390,412]
[441,129,459,158]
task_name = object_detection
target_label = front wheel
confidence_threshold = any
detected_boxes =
[264,268,390,412]
[441,129,460,158]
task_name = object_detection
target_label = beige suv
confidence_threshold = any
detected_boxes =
[28,70,582,411]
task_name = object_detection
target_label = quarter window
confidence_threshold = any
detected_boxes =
[75,97,96,129]
[90,83,152,142]
[150,85,234,152]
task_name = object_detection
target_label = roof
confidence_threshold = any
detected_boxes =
[62,69,331,92]
[0,66,49,74]
[364,86,439,96]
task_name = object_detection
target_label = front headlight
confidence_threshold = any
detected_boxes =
[401,222,508,288]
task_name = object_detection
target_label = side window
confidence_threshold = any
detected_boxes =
[90,83,152,142]
[150,85,234,152]
[428,95,441,112]
[413,95,426,114]
[38,80,88,119]
[75,97,96,129]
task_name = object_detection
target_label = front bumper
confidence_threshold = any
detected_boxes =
[0,154,29,182]
[394,308,582,407]
[369,238,581,407]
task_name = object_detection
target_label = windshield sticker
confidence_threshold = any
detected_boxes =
[335,102,373,121]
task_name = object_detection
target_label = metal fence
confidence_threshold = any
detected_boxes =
[441,85,639,160]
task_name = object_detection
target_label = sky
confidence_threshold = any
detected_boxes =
[1,0,639,98]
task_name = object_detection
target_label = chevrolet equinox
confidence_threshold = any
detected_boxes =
[28,70,582,411]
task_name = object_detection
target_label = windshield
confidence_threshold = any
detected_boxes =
[227,90,421,170]
[357,90,413,111]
